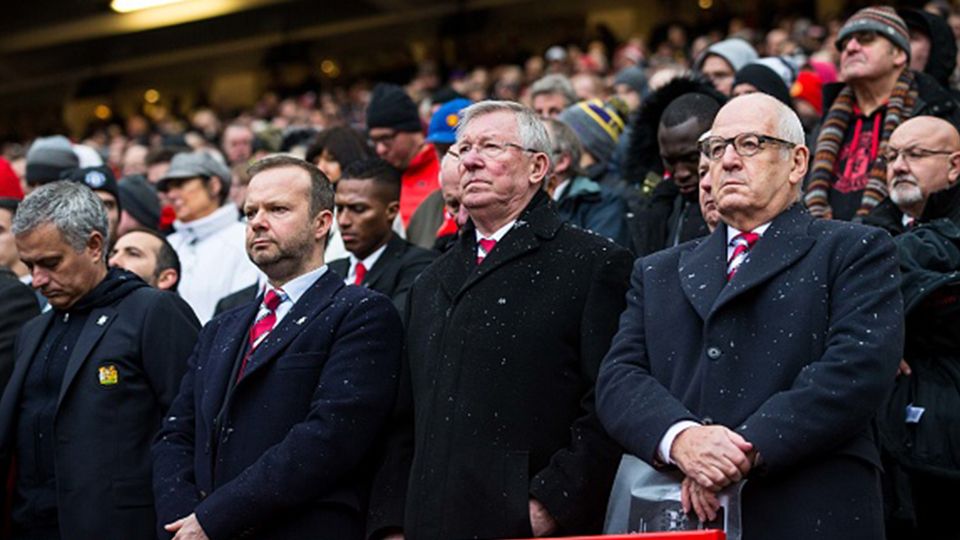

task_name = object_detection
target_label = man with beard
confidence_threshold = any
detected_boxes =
[630,93,720,255]
[153,155,402,540]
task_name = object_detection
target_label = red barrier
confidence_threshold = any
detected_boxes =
[517,531,726,540]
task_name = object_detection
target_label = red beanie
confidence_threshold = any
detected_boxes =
[0,158,23,200]
[791,71,823,115]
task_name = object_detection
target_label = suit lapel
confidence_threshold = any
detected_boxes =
[711,205,815,315]
[56,307,116,410]
[679,227,728,321]
[364,235,403,290]
[328,259,350,281]
[201,302,259,424]
[235,270,342,383]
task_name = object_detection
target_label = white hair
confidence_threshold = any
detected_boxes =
[457,100,553,157]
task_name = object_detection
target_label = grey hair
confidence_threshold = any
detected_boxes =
[774,100,806,146]
[13,181,109,260]
[544,118,583,179]
[457,100,553,159]
[529,74,577,107]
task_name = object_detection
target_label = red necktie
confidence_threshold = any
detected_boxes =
[354,262,367,285]
[727,232,760,281]
[238,289,283,380]
[477,238,497,265]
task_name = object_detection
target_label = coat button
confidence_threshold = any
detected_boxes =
[706,347,722,360]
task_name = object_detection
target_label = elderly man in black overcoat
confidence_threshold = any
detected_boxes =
[597,93,904,540]
[368,101,633,539]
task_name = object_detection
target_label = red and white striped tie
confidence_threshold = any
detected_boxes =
[477,238,497,264]
[727,232,760,281]
[238,288,284,380]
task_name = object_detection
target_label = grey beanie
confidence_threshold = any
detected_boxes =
[25,135,79,186]
[557,99,625,167]
[696,38,759,73]
[613,66,650,99]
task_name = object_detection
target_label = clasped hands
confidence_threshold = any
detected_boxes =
[670,425,757,523]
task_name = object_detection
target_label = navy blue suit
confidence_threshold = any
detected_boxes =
[597,205,904,540]
[153,269,402,540]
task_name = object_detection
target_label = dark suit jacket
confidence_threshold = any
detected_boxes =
[0,269,39,393]
[153,269,403,540]
[329,234,436,315]
[597,205,905,540]
[213,283,259,317]
[0,285,199,540]
[371,191,633,539]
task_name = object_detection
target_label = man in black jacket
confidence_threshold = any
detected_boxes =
[0,269,38,392]
[369,101,633,539]
[0,181,200,540]
[328,158,436,315]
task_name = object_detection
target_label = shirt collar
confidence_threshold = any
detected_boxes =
[173,203,242,243]
[349,242,389,272]
[475,220,516,243]
[726,222,772,244]
[552,179,571,201]
[267,264,328,305]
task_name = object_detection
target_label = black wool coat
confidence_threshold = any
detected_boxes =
[371,191,633,539]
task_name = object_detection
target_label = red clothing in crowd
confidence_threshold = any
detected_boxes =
[400,144,440,227]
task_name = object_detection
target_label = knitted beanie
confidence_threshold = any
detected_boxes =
[835,6,911,60]
[557,99,626,166]
[25,135,79,185]
[118,175,161,230]
[366,83,422,133]
[733,63,793,108]
[696,38,759,73]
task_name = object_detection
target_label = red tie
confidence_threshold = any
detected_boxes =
[727,232,760,281]
[238,289,283,380]
[477,238,497,264]
[354,262,367,285]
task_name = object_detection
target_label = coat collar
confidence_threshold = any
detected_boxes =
[438,190,563,301]
[364,234,405,289]
[680,204,815,320]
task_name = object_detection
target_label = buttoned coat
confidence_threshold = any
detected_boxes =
[153,269,402,540]
[597,204,904,540]
[371,191,633,539]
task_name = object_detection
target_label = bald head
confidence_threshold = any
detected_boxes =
[886,115,960,217]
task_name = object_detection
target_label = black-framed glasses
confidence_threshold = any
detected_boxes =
[883,146,954,163]
[369,131,399,147]
[447,140,540,161]
[699,132,797,161]
[837,30,879,51]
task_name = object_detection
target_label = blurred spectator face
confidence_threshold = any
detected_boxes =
[222,125,254,165]
[160,177,220,223]
[440,155,465,226]
[315,149,343,182]
[0,207,20,270]
[909,29,932,72]
[658,118,704,197]
[732,82,759,98]
[886,117,960,213]
[335,177,397,260]
[766,29,789,55]
[614,84,642,113]
[571,73,605,100]
[230,163,252,210]
[698,154,720,231]
[839,32,906,83]
[949,13,960,40]
[700,55,736,95]
[96,191,121,245]
[532,92,568,119]
[369,128,421,170]
[122,144,148,176]
[147,161,171,184]
[109,231,176,290]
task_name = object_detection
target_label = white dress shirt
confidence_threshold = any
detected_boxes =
[344,243,388,285]
[474,220,516,259]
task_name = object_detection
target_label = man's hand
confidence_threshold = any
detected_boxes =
[382,535,405,540]
[165,513,209,540]
[897,359,912,377]
[670,425,753,490]
[680,476,721,523]
[529,498,558,537]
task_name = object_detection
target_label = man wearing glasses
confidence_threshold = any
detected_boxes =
[805,6,960,222]
[369,101,633,539]
[598,93,904,540]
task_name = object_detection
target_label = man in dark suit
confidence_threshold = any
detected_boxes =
[0,180,200,540]
[369,101,633,539]
[597,93,904,540]
[0,269,39,392]
[153,155,402,540]
[329,158,436,314]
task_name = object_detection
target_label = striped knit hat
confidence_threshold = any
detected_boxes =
[835,6,911,60]
[557,99,625,167]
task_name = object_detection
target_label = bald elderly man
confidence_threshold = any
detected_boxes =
[864,115,960,234]
[598,93,903,540]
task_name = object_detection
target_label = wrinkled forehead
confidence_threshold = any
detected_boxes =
[712,99,778,138]
[891,117,959,148]
[458,111,519,142]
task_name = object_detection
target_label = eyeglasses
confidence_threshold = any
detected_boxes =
[838,30,879,51]
[699,132,797,161]
[369,131,399,147]
[882,146,954,163]
[447,140,540,160]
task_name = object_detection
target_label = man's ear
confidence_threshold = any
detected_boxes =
[156,269,179,291]
[86,231,106,263]
[385,200,400,222]
[208,177,223,199]
[314,209,334,242]
[787,145,810,187]
[529,152,551,187]
[948,151,960,184]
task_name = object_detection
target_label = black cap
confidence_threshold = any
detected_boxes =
[366,83,422,132]
[60,165,121,212]
[118,175,161,230]
[733,64,793,109]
